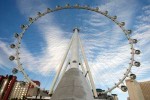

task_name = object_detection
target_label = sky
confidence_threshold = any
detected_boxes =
[0,0,150,99]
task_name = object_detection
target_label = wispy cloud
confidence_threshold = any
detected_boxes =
[0,40,15,69]
[0,1,149,97]
[131,4,150,79]
[16,0,71,76]
[0,1,72,77]
[77,0,139,90]
[77,1,150,96]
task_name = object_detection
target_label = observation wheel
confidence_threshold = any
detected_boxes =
[9,4,141,96]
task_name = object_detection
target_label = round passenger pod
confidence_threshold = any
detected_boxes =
[121,85,128,92]
[134,61,141,67]
[9,56,15,61]
[130,74,136,79]
[10,44,16,49]
[135,50,141,55]
[12,68,18,74]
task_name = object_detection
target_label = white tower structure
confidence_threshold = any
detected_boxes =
[70,28,79,68]
[49,28,97,100]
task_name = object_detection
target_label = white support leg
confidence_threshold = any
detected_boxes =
[49,33,75,95]
[78,36,98,98]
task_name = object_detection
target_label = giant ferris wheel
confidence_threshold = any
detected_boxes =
[9,4,141,98]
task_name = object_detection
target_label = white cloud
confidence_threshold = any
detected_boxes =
[77,0,138,91]
[138,77,150,82]
[131,4,150,80]
[17,1,149,100]
[15,0,145,91]
[0,40,15,69]
[76,2,150,97]
[16,0,48,17]
[0,1,149,98]
[16,1,70,76]
[81,0,137,29]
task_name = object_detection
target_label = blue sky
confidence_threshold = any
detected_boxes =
[0,0,150,99]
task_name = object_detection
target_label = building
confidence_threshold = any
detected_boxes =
[126,79,150,100]
[0,75,41,100]
[0,75,17,100]
[127,97,130,100]
[9,81,40,99]
[126,79,145,100]
[111,94,118,100]
[139,81,150,100]
[10,81,29,99]
[27,90,50,100]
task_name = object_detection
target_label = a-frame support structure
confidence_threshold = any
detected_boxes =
[49,28,98,99]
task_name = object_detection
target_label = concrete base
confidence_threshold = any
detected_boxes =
[51,68,94,100]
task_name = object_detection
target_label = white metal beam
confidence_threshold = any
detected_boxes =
[78,36,98,98]
[49,32,75,95]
